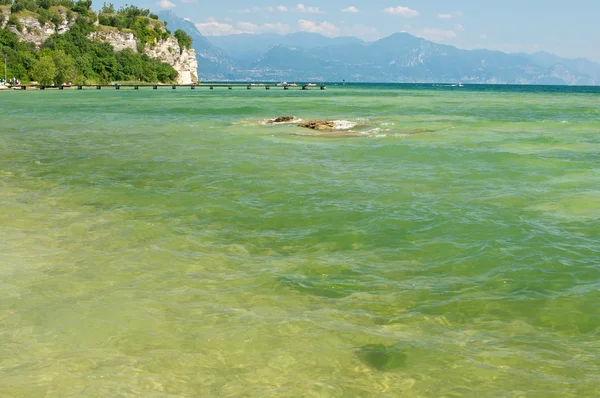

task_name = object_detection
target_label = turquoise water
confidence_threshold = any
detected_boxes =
[1,86,599,397]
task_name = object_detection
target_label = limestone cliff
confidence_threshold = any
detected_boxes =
[4,11,73,47]
[88,29,137,52]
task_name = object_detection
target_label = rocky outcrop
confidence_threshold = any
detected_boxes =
[7,13,72,47]
[89,30,137,52]
[268,116,299,123]
[144,37,198,84]
[298,120,337,131]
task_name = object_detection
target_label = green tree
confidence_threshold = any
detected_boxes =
[173,29,191,54]
[31,55,55,85]
[101,2,114,13]
[0,0,12,6]
[52,49,76,84]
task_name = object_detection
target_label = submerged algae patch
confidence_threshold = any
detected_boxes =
[357,343,409,371]
[279,275,368,298]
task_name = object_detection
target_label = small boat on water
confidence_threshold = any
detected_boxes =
[276,82,288,87]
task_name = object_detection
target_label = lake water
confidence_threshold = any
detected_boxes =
[1,85,599,397]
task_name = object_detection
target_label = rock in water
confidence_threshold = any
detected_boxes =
[357,343,408,371]
[398,128,435,135]
[298,120,337,131]
[271,116,297,123]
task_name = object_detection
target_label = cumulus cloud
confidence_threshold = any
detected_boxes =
[438,11,463,19]
[156,0,175,9]
[384,6,419,17]
[342,6,359,13]
[297,20,341,36]
[294,4,324,13]
[264,4,324,13]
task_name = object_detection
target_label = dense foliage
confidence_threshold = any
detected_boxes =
[0,1,184,84]
[173,29,191,54]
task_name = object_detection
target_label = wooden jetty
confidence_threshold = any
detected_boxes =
[17,83,327,91]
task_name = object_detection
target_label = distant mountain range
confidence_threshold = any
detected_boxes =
[157,11,600,85]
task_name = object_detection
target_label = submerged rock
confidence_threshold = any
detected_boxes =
[357,343,408,371]
[298,120,337,131]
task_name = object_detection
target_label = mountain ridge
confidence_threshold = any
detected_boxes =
[159,11,600,85]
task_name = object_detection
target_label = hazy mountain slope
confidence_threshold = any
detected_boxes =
[208,32,365,63]
[519,52,600,81]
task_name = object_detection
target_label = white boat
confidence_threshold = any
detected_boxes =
[276,81,288,87]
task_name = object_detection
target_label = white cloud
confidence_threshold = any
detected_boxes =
[196,19,293,36]
[294,4,324,14]
[412,28,457,42]
[298,19,340,36]
[239,7,260,13]
[455,24,465,32]
[384,6,419,17]
[156,0,175,9]
[438,11,463,19]
[257,4,324,13]
[196,19,245,36]
[342,6,359,13]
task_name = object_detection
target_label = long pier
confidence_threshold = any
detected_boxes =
[14,84,327,91]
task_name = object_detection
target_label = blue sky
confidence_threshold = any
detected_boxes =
[135,0,598,61]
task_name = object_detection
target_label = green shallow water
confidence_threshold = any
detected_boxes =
[1,86,599,397]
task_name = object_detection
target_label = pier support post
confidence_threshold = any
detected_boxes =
[21,86,26,90]
[59,85,64,90]
[153,85,157,89]
[172,85,176,89]
[247,85,251,90]
[77,86,82,90]
[40,86,45,90]
[302,85,308,90]
[96,85,101,90]
[320,86,326,90]
[284,86,289,90]
[191,85,195,89]
[266,86,270,90]
[210,86,213,90]
[134,85,139,90]
[115,85,120,90]
[228,86,232,90]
